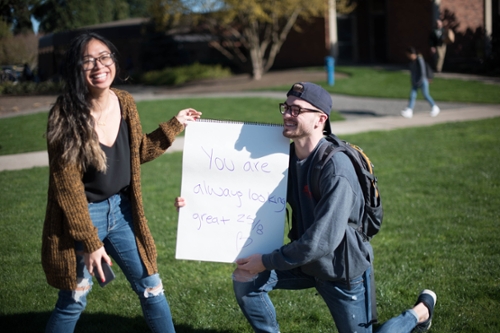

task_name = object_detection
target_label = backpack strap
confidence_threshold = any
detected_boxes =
[311,141,352,286]
[310,141,346,202]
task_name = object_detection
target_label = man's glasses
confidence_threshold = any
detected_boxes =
[279,103,322,117]
[82,53,115,71]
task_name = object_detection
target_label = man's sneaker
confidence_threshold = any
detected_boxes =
[401,108,413,118]
[412,289,437,333]
[430,105,440,117]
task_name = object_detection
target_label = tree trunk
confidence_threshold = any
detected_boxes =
[247,22,264,80]
[250,46,263,80]
[248,7,302,79]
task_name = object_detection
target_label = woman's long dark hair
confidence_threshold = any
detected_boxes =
[46,32,120,172]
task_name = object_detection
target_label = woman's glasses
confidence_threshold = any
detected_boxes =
[82,53,115,71]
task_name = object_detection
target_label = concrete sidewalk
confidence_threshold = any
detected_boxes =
[1,104,499,172]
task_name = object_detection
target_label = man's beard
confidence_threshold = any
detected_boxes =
[283,126,308,139]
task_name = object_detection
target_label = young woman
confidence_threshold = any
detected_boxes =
[42,32,201,333]
[400,47,440,119]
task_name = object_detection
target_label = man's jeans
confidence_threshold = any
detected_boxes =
[233,267,419,333]
[45,193,175,333]
[408,78,436,110]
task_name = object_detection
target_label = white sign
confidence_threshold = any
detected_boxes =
[175,120,289,263]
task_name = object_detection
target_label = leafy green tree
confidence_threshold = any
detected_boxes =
[149,0,356,80]
[127,0,153,17]
[0,1,38,68]
[0,0,36,35]
[0,16,11,39]
[32,0,131,33]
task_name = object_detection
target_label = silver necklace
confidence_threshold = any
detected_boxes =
[92,92,111,126]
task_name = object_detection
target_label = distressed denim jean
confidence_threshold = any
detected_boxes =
[408,78,436,110]
[45,193,175,333]
[233,267,419,333]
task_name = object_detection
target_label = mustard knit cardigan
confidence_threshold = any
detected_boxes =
[42,88,183,290]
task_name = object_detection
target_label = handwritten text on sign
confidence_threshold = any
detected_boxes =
[175,120,289,263]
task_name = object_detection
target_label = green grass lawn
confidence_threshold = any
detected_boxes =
[334,66,500,103]
[1,118,499,332]
[266,66,500,104]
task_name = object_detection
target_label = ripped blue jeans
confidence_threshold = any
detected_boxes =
[45,193,175,333]
[233,267,419,333]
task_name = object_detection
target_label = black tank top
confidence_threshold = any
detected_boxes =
[83,118,131,202]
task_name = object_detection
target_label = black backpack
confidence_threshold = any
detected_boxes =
[309,133,383,241]
[306,133,383,323]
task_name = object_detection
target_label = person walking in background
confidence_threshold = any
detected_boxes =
[401,47,440,119]
[429,19,454,73]
[42,32,201,333]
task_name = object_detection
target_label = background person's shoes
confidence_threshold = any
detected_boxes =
[412,289,437,332]
[401,108,413,118]
[430,105,440,117]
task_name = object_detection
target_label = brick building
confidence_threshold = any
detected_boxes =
[37,18,230,82]
[277,0,498,72]
[38,0,498,80]
[384,0,496,71]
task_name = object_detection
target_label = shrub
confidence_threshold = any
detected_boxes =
[140,62,232,86]
[0,80,63,95]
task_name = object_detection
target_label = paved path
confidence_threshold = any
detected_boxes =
[1,104,499,172]
[1,69,499,171]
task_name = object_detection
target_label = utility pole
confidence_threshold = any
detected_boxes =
[485,0,492,58]
[485,0,492,37]
[328,0,338,58]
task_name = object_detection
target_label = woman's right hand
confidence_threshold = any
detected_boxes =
[174,197,186,212]
[84,246,112,283]
[175,109,202,127]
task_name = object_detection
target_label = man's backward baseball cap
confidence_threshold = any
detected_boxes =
[286,82,332,135]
